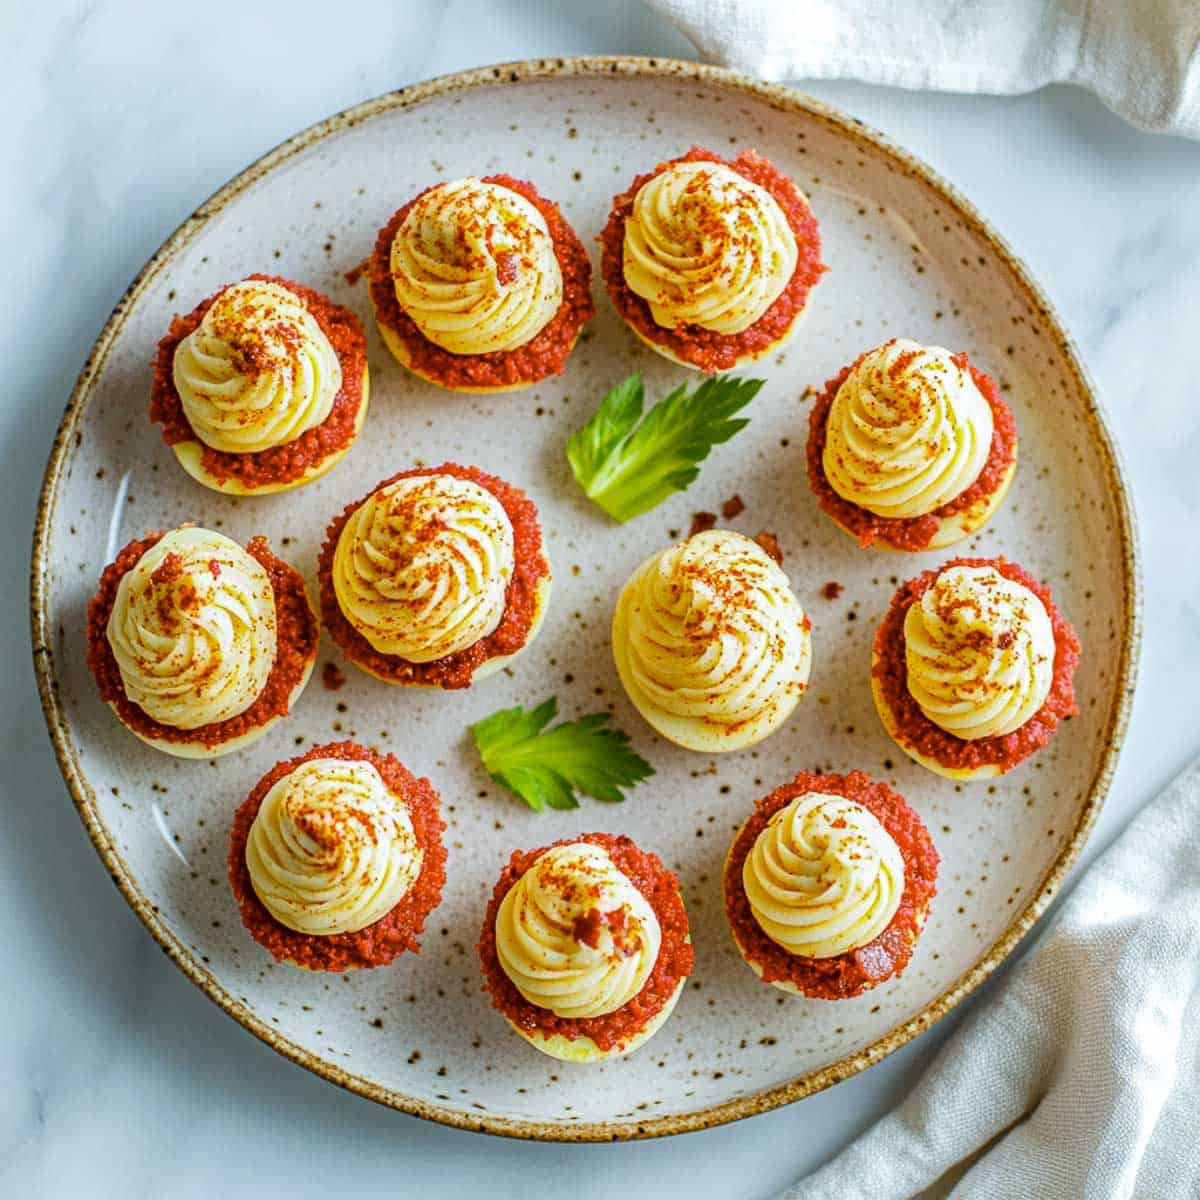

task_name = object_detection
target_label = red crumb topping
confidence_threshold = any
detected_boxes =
[85,532,317,749]
[722,494,746,520]
[689,511,718,536]
[600,147,825,371]
[571,908,605,950]
[478,832,693,1052]
[806,350,1017,550]
[873,557,1080,772]
[227,741,446,970]
[821,581,844,600]
[150,275,368,489]
[569,905,636,954]
[150,552,184,587]
[317,463,549,690]
[368,175,594,389]
[725,771,939,999]
[754,531,784,565]
[321,661,347,691]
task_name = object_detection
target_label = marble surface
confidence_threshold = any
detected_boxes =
[2,1,1197,1196]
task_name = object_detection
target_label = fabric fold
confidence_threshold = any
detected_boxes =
[647,0,1200,139]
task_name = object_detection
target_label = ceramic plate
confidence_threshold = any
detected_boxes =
[32,58,1138,1140]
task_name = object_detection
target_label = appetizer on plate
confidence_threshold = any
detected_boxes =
[227,741,446,970]
[478,834,692,1061]
[318,463,552,689]
[806,338,1017,550]
[151,275,369,494]
[85,526,318,758]
[872,557,1081,780]
[368,175,593,393]
[724,771,939,998]
[600,146,824,371]
[612,528,811,752]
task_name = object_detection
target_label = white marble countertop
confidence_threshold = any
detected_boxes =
[3,2,1197,1196]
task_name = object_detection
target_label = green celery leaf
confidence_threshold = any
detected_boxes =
[566,372,765,522]
[470,697,654,812]
[565,372,644,494]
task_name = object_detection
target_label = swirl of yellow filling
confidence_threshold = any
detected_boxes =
[106,527,276,729]
[622,160,798,334]
[246,757,422,936]
[172,280,342,454]
[389,178,563,355]
[495,842,661,1019]
[823,339,994,519]
[613,530,811,751]
[743,791,905,958]
[333,473,514,661]
[905,564,1055,740]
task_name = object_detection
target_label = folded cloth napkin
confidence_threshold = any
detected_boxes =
[775,757,1200,1200]
[647,0,1200,139]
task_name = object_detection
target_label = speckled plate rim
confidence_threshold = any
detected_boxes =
[30,55,1141,1142]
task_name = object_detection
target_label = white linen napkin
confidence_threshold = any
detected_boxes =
[776,757,1200,1200]
[646,0,1200,139]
